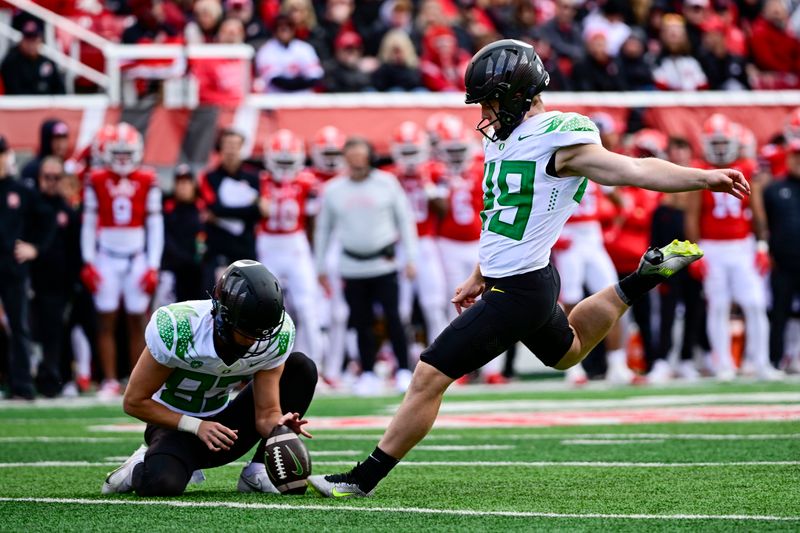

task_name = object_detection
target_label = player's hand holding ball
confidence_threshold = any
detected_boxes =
[264,415,313,495]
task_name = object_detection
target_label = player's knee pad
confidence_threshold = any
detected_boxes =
[134,454,189,497]
[285,352,319,386]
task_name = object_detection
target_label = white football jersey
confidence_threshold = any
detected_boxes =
[479,111,601,277]
[144,299,296,416]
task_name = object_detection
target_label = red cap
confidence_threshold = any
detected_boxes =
[335,31,362,50]
[701,14,726,33]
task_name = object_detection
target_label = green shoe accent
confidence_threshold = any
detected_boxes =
[637,239,704,279]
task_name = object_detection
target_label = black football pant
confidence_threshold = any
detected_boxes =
[132,352,317,496]
[769,263,800,366]
[0,274,34,398]
[31,290,70,397]
[343,272,408,372]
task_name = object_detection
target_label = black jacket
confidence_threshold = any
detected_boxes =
[372,63,423,92]
[763,176,800,268]
[162,197,204,271]
[323,59,373,92]
[0,47,65,96]
[199,163,261,260]
[30,193,80,292]
[698,51,750,90]
[0,176,56,278]
[21,119,68,187]
[572,57,628,92]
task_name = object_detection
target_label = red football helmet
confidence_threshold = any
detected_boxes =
[391,121,429,173]
[736,123,757,161]
[310,125,346,174]
[785,107,800,142]
[432,115,474,173]
[631,128,668,159]
[91,124,118,169]
[425,112,455,150]
[701,113,740,166]
[265,129,305,181]
[103,122,143,176]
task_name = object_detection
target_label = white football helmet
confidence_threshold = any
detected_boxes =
[265,129,305,182]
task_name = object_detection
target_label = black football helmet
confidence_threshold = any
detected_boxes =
[464,39,549,142]
[211,260,285,364]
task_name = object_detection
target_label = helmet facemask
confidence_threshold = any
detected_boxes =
[211,297,285,365]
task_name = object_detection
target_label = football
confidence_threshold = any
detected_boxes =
[264,424,312,495]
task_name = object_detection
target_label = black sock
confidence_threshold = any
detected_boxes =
[251,440,266,464]
[350,447,399,493]
[615,271,662,306]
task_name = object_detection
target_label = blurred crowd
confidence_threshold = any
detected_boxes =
[1,106,800,401]
[3,0,800,100]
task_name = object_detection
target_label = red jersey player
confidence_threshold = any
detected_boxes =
[80,122,164,398]
[257,129,324,377]
[686,113,781,381]
[384,121,448,344]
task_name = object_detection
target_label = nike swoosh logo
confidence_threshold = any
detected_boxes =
[331,487,357,497]
[490,287,505,293]
[518,134,535,141]
[286,446,303,476]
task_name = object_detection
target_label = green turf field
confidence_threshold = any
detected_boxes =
[1,379,799,531]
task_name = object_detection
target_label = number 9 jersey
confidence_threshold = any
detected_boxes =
[145,300,297,417]
[479,111,601,278]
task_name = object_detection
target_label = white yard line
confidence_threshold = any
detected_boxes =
[415,445,515,451]
[0,497,797,522]
[2,460,797,468]
[561,439,666,445]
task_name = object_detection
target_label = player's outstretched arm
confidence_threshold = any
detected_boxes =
[555,143,750,199]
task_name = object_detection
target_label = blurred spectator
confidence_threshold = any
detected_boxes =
[314,137,418,396]
[162,164,205,302]
[506,0,541,41]
[419,25,470,92]
[526,30,572,91]
[122,0,181,44]
[698,15,750,90]
[682,0,711,55]
[191,18,247,107]
[198,128,267,289]
[362,0,418,57]
[313,0,357,62]
[573,31,628,91]
[29,157,80,398]
[763,139,800,368]
[372,29,424,91]
[541,0,585,62]
[0,135,56,400]
[322,30,375,92]
[618,28,655,90]
[652,15,709,90]
[282,0,326,52]
[749,0,800,89]
[21,119,70,188]
[582,0,633,56]
[185,0,223,44]
[0,20,65,95]
[224,0,268,48]
[255,14,323,93]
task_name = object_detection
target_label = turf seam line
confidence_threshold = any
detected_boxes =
[0,497,798,522]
